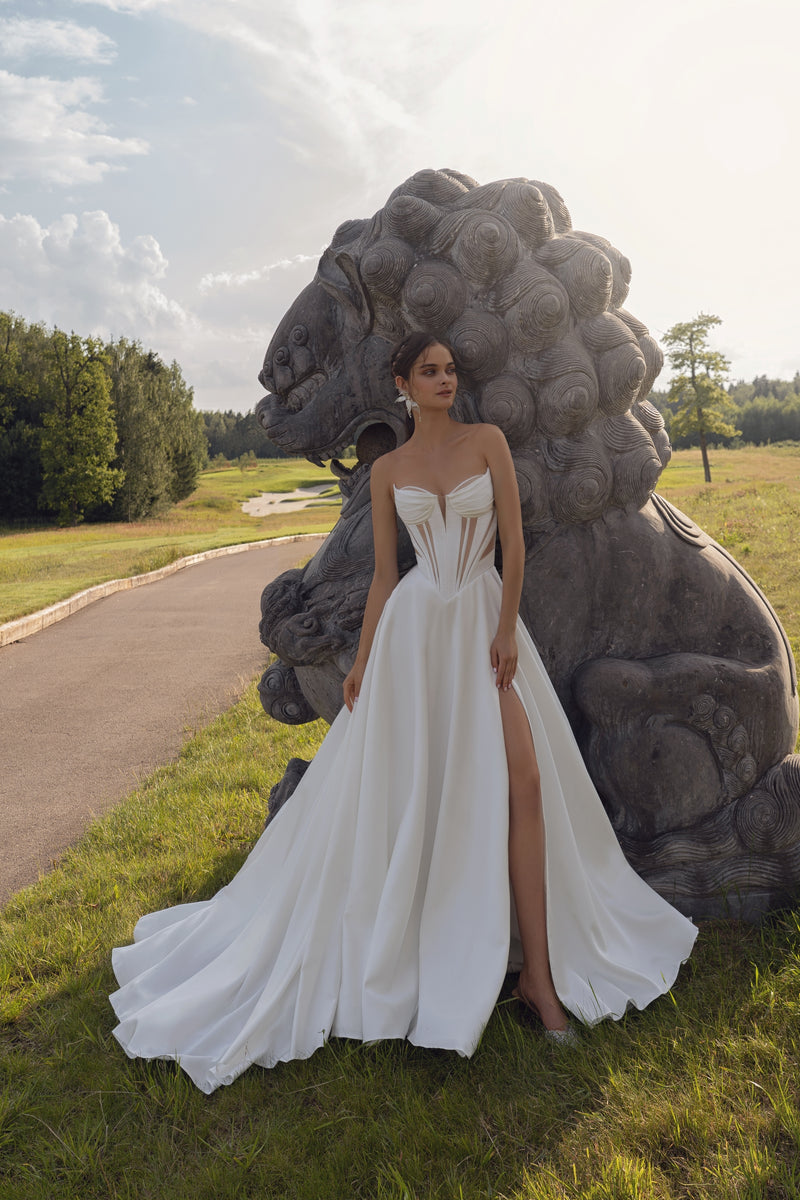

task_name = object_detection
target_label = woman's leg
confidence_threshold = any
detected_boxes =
[498,687,569,1032]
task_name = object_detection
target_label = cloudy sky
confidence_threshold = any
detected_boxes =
[1,0,798,413]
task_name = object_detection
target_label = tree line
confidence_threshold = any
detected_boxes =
[201,410,287,463]
[1,312,207,524]
[5,306,797,524]
[650,377,800,448]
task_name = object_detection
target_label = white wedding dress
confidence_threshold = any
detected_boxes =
[110,467,697,1093]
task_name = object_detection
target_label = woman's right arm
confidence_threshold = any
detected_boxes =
[342,457,399,711]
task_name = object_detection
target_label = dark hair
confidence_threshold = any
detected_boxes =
[390,331,457,382]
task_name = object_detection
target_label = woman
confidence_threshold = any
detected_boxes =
[110,332,697,1092]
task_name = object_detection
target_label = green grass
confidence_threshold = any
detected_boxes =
[0,460,346,624]
[1,684,800,1198]
[2,443,800,1197]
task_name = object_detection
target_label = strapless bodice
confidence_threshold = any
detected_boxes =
[393,467,497,599]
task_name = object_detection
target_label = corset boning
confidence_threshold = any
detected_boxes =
[393,468,498,600]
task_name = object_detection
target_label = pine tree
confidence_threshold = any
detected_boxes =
[662,313,740,483]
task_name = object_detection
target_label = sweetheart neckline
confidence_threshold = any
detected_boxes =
[392,466,491,500]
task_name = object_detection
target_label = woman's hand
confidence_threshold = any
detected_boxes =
[490,631,518,691]
[343,662,365,712]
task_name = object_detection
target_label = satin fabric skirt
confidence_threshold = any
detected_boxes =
[110,564,696,1093]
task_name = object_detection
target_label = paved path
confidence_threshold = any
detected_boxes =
[0,537,325,903]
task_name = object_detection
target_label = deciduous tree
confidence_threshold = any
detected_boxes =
[0,312,209,524]
[106,341,172,520]
[162,359,207,502]
[0,313,48,518]
[39,332,123,524]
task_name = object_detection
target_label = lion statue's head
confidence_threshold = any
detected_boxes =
[256,168,669,528]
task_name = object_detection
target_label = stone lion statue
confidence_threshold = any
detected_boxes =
[255,168,800,920]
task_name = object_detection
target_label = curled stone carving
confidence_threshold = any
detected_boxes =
[535,238,614,318]
[361,237,415,298]
[384,194,440,241]
[535,338,599,438]
[574,231,632,308]
[512,448,551,530]
[543,431,613,523]
[478,373,537,448]
[257,660,317,725]
[450,211,519,284]
[496,182,553,249]
[687,694,755,801]
[255,168,800,919]
[503,267,570,353]
[448,310,508,380]
[402,261,467,330]
[601,414,663,508]
[734,760,800,853]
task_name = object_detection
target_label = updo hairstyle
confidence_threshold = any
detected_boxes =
[390,331,458,384]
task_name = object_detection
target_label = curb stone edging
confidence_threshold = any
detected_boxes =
[0,533,325,649]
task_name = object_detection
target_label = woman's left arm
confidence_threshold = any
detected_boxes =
[481,425,525,691]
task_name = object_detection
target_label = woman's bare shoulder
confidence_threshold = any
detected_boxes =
[468,422,509,449]
[369,447,408,492]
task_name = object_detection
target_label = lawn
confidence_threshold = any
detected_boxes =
[1,684,799,1199]
[1,444,800,1197]
[0,460,344,625]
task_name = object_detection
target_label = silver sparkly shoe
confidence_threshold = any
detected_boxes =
[543,1023,579,1047]
[512,986,578,1046]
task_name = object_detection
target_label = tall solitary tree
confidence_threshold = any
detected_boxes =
[662,312,740,483]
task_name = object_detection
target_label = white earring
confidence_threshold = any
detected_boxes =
[396,389,419,418]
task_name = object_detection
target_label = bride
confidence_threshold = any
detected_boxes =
[110,331,697,1093]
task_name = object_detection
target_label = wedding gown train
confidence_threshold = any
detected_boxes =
[110,467,697,1093]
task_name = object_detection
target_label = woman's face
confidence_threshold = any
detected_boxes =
[398,343,457,412]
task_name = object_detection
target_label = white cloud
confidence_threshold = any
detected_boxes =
[0,209,188,336]
[0,17,117,63]
[198,251,322,293]
[76,0,484,179]
[72,0,165,10]
[0,70,148,184]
